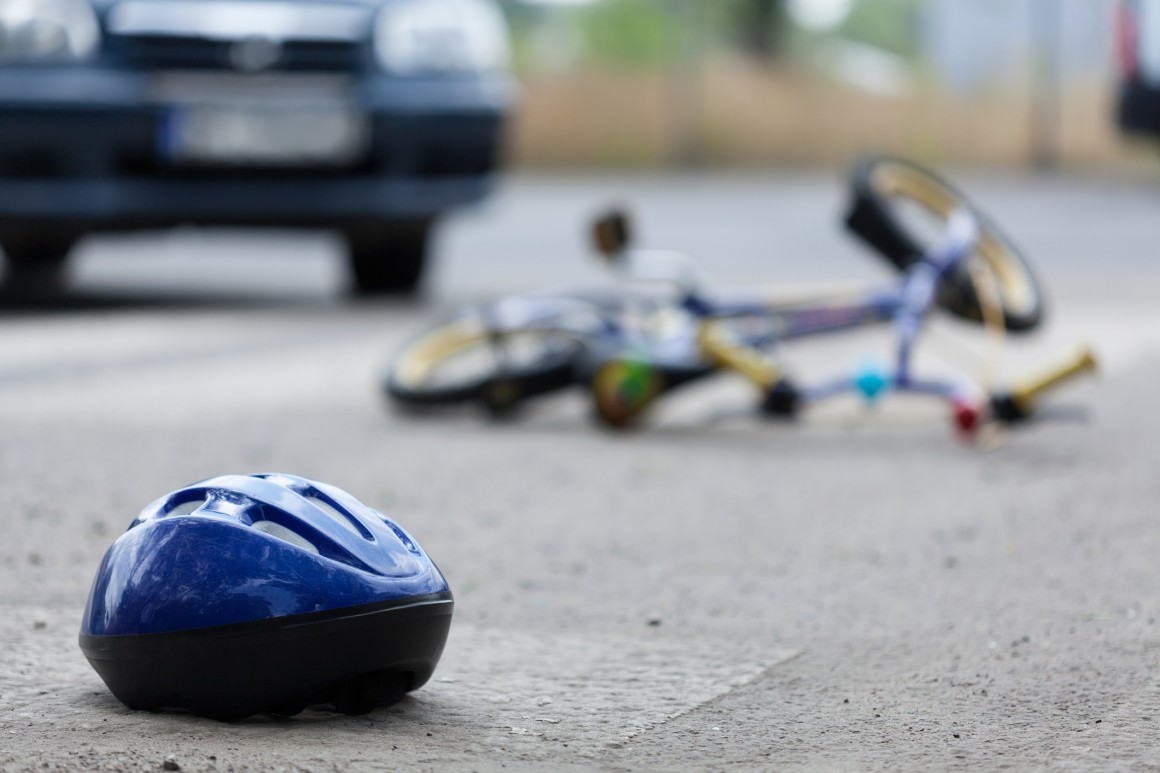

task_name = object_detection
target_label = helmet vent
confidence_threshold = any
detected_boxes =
[306,494,368,539]
[251,520,320,555]
[168,498,207,517]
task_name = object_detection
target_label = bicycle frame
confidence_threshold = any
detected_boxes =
[392,201,1094,436]
[590,205,1093,435]
[666,210,984,407]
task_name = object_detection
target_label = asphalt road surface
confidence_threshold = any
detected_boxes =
[2,171,1159,772]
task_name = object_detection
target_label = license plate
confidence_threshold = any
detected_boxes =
[160,102,368,167]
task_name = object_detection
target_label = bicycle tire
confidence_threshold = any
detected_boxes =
[845,156,1044,332]
[385,310,581,413]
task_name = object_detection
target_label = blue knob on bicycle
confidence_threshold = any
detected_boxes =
[854,364,890,402]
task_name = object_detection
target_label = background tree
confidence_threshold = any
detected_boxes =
[736,0,790,61]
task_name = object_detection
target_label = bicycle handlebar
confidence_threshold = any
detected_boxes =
[991,346,1098,422]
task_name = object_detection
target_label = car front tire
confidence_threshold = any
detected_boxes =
[345,219,433,296]
[1,231,77,296]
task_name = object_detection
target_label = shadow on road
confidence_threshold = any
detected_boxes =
[0,229,363,316]
[0,286,340,315]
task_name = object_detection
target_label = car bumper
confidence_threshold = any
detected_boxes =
[0,177,497,224]
[0,67,512,225]
[1118,78,1160,136]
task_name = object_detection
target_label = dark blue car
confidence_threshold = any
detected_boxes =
[0,0,513,294]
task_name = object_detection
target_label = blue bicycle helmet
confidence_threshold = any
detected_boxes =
[79,473,453,720]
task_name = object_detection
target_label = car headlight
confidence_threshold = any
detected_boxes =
[0,0,99,62]
[374,0,510,75]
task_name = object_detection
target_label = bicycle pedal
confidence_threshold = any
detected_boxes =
[761,379,801,418]
[988,393,1028,423]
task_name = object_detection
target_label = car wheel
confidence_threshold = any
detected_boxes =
[1,232,77,295]
[345,219,433,296]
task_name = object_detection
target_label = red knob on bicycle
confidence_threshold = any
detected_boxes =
[951,397,983,437]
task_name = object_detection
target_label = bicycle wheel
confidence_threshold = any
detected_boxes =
[385,307,583,413]
[845,156,1044,332]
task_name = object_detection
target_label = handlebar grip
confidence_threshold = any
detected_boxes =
[991,346,1098,421]
[697,321,781,390]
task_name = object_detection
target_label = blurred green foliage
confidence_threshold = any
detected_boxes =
[834,0,924,58]
[573,1,684,66]
[500,0,687,69]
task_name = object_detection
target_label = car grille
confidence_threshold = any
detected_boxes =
[106,35,365,72]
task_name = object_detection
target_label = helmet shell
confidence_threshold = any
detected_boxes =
[81,473,448,636]
[79,474,453,719]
